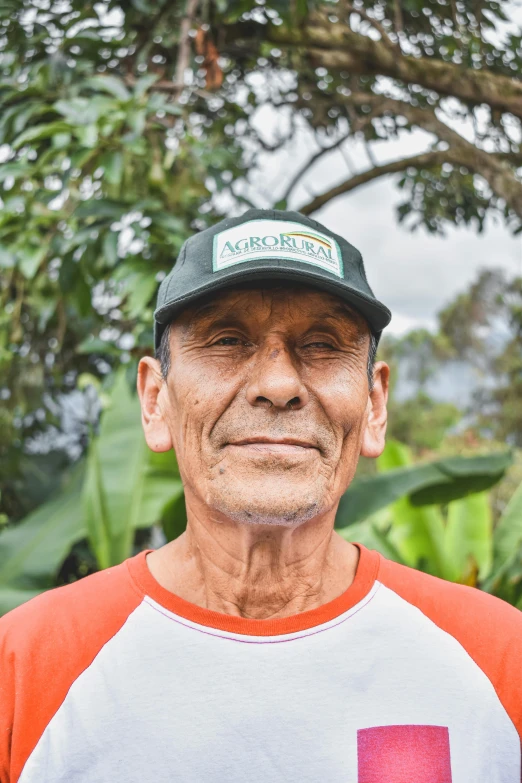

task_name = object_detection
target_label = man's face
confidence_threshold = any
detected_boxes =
[143,285,389,526]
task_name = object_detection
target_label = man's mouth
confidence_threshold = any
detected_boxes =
[225,437,319,454]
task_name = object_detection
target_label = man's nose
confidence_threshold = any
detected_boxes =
[245,341,310,410]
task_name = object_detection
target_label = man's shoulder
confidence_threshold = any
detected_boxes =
[375,552,522,733]
[0,557,142,657]
[376,553,522,637]
[0,557,146,783]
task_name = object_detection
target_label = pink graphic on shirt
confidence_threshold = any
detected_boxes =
[357,724,452,783]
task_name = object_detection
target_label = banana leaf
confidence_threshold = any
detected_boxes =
[445,492,492,582]
[484,479,522,591]
[336,447,512,528]
[83,369,184,568]
[0,370,185,614]
[0,459,87,615]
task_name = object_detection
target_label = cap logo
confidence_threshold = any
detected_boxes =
[212,219,343,277]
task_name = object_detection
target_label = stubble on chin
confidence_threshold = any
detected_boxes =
[204,467,333,527]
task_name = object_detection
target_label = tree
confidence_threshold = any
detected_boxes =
[1,1,521,529]
[387,391,461,452]
[438,269,522,445]
[216,0,522,233]
[479,277,522,446]
[0,0,247,523]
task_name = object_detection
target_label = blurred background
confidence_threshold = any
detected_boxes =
[1,0,521,613]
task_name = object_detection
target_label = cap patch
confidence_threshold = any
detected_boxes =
[212,219,343,278]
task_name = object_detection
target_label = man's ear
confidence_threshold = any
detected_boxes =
[360,361,390,459]
[137,357,173,452]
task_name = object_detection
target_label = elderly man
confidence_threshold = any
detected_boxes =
[1,209,522,783]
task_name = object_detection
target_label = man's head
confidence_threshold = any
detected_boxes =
[138,282,389,527]
[138,208,391,529]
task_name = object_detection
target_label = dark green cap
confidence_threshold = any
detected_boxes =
[153,208,391,351]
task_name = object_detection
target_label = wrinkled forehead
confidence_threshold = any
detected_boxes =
[173,282,370,337]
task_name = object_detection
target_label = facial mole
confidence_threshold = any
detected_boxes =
[269,349,280,359]
[219,468,225,474]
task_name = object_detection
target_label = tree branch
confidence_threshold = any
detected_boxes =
[342,93,522,217]
[261,11,522,119]
[281,132,351,204]
[298,150,449,214]
[124,0,201,101]
[299,136,522,219]
[394,0,404,34]
[344,2,398,51]
[172,0,200,101]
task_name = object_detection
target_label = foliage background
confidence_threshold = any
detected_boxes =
[1,0,521,614]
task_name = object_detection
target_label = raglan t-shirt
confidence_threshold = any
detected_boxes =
[1,543,522,783]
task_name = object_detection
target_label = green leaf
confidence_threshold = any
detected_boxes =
[54,96,117,125]
[152,212,185,234]
[12,102,49,135]
[134,73,160,99]
[445,492,492,582]
[388,495,448,578]
[0,162,31,183]
[141,450,184,529]
[100,150,124,186]
[82,75,131,101]
[82,433,112,570]
[377,439,412,470]
[159,104,182,117]
[336,463,439,527]
[488,478,522,584]
[102,230,119,265]
[52,132,71,148]
[410,452,512,506]
[161,493,187,542]
[82,371,146,568]
[0,246,15,268]
[12,121,72,149]
[337,519,407,564]
[126,270,158,317]
[74,199,127,220]
[0,460,87,615]
[82,368,183,568]
[17,244,47,279]
[336,449,512,528]
[76,336,122,356]
[127,109,146,137]
[130,0,156,13]
[75,123,98,148]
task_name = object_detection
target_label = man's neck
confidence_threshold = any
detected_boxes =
[145,498,359,620]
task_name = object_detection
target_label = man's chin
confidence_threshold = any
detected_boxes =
[208,483,325,527]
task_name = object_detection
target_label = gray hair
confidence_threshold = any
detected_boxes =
[155,322,379,390]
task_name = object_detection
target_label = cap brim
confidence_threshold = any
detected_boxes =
[154,264,391,350]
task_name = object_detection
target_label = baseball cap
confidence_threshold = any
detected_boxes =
[153,208,391,351]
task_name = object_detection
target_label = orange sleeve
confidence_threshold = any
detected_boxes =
[377,554,522,741]
[0,563,142,783]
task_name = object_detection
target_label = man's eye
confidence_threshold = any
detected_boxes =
[304,342,336,350]
[214,337,243,346]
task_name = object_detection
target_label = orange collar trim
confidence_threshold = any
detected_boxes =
[126,542,379,637]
